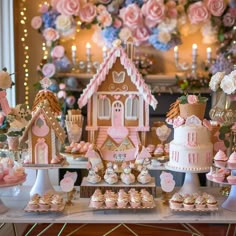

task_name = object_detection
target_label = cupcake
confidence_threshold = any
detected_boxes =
[105,193,117,208]
[141,193,154,207]
[153,144,164,157]
[227,174,236,185]
[206,167,214,181]
[39,195,51,210]
[169,193,183,209]
[117,190,129,208]
[137,168,152,184]
[212,172,225,182]
[206,196,218,209]
[183,196,195,209]
[195,196,206,209]
[90,191,104,208]
[146,144,155,155]
[227,152,236,169]
[50,194,64,210]
[28,194,40,209]
[130,192,141,208]
[214,150,228,167]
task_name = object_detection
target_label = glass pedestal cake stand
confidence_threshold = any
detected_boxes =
[207,168,236,211]
[0,179,26,214]
[165,162,209,194]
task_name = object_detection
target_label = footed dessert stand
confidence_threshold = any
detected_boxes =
[30,168,55,197]
[165,163,209,194]
[207,168,236,211]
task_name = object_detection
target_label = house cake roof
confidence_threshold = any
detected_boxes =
[20,100,66,144]
[78,45,158,110]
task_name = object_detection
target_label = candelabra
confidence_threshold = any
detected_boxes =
[174,46,190,72]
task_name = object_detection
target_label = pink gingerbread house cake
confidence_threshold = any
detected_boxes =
[78,43,157,163]
[20,100,66,166]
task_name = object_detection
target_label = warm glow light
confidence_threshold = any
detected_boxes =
[86,42,91,49]
[174,46,178,52]
[71,45,77,51]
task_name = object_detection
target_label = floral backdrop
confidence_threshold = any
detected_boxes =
[31,0,236,106]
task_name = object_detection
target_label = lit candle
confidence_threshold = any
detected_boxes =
[192,44,198,56]
[71,45,77,59]
[102,46,107,59]
[207,47,212,61]
[174,46,178,59]
[86,42,91,56]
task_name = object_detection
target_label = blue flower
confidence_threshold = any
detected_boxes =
[102,26,120,47]
[148,30,181,51]
[124,0,144,7]
[42,10,59,29]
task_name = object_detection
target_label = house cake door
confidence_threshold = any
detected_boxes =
[112,101,124,127]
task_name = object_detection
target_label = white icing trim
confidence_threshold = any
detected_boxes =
[51,130,56,161]
[139,95,144,127]
[112,71,125,83]
[125,97,138,120]
[93,95,98,126]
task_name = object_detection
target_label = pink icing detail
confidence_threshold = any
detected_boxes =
[99,94,107,100]
[114,94,121,100]
[172,151,179,162]
[206,152,212,164]
[203,119,212,131]
[107,126,128,140]
[0,91,11,115]
[187,132,197,146]
[112,101,123,127]
[35,138,48,164]
[136,146,151,160]
[32,115,50,137]
[173,116,185,128]
[214,150,228,161]
[101,148,137,162]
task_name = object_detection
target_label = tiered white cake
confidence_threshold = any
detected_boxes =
[168,116,213,171]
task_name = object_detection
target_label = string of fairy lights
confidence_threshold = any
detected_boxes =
[19,0,29,106]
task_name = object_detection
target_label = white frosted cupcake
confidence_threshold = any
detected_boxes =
[195,196,206,209]
[183,196,195,209]
[169,193,183,209]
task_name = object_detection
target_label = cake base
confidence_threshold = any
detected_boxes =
[80,177,156,198]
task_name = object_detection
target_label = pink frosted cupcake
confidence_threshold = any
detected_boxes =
[227,174,236,185]
[130,192,141,208]
[227,152,236,169]
[105,196,117,208]
[90,192,104,208]
[212,172,225,182]
[183,196,195,209]
[28,194,40,209]
[214,150,228,167]
[39,196,51,210]
[141,193,154,207]
[117,190,129,208]
[169,193,183,209]
[50,194,64,210]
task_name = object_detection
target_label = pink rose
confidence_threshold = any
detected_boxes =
[57,90,67,99]
[187,2,209,24]
[31,16,42,29]
[59,83,66,90]
[133,26,150,46]
[79,3,97,23]
[97,12,112,27]
[43,28,59,42]
[42,63,56,78]
[39,3,49,13]
[223,12,235,27]
[141,0,165,28]
[51,0,61,10]
[119,4,143,29]
[187,95,198,104]
[66,95,76,107]
[173,116,185,127]
[206,0,226,17]
[51,45,65,59]
[97,5,107,14]
[56,0,81,16]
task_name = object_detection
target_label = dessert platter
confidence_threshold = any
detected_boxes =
[89,188,156,210]
[206,150,236,211]
[24,192,65,213]
[169,192,218,212]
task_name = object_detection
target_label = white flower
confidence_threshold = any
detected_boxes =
[158,31,171,44]
[220,73,236,94]
[209,71,225,91]
[55,15,73,32]
[158,18,177,33]
[118,27,132,43]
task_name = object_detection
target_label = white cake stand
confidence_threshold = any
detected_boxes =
[207,169,236,211]
[29,168,56,197]
[165,162,209,194]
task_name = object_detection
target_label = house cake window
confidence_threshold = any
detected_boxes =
[98,97,111,119]
[125,97,138,120]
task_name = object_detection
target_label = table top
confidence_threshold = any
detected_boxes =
[0,186,235,224]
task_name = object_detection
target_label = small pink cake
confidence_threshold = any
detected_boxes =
[39,195,51,210]
[227,175,236,185]
[214,150,228,167]
[195,196,206,209]
[183,196,195,209]
[90,191,104,208]
[227,152,236,169]
[212,172,225,182]
[169,193,183,209]
[129,192,141,208]
[206,196,218,209]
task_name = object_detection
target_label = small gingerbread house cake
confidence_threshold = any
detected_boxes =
[78,42,157,163]
[20,100,66,166]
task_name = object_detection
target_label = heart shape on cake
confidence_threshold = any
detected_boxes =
[114,95,121,100]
